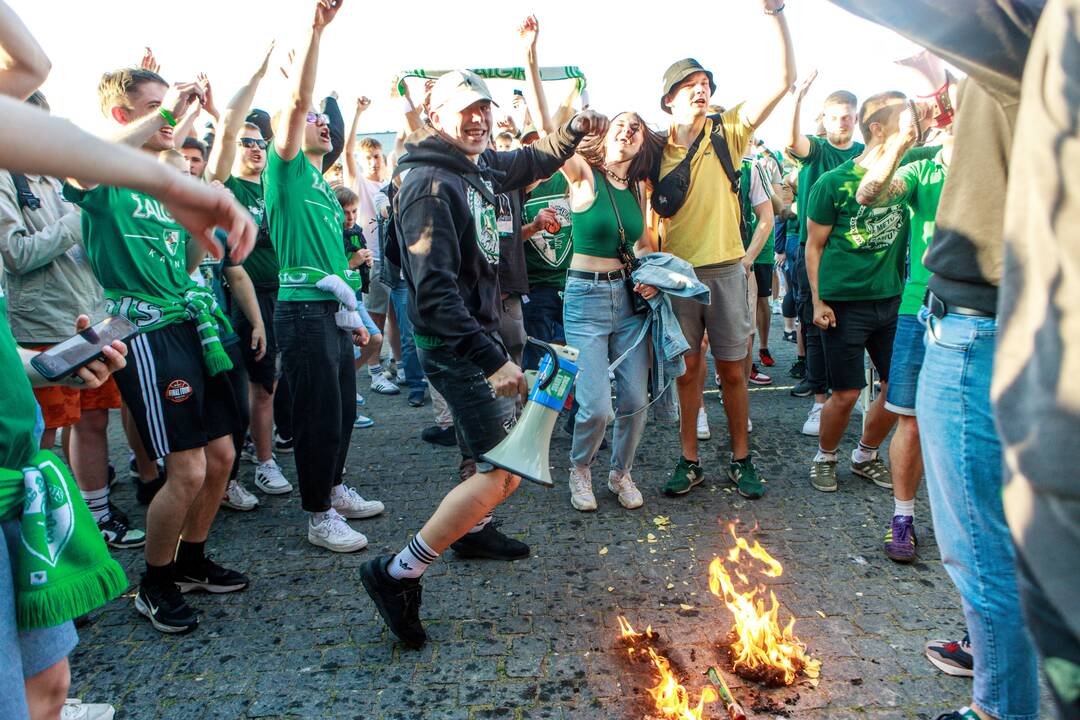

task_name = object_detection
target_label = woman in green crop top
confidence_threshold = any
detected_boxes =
[558,112,664,513]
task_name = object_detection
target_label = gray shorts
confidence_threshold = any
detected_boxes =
[1,519,79,720]
[363,260,392,316]
[670,261,752,362]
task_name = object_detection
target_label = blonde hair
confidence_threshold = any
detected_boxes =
[98,68,167,117]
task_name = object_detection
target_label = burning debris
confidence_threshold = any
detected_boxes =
[708,525,819,687]
[617,616,717,720]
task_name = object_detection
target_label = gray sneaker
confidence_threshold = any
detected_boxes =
[810,459,838,492]
[851,451,892,489]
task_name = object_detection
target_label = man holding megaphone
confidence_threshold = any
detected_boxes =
[360,69,606,649]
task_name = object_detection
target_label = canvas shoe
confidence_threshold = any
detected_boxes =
[254,459,292,495]
[308,509,368,552]
[569,466,597,511]
[332,485,384,519]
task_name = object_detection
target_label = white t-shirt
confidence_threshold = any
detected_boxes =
[354,176,389,263]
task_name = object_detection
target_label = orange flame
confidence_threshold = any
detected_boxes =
[709,526,809,685]
[646,647,718,720]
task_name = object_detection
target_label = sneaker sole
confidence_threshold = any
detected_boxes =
[354,422,376,429]
[255,481,293,496]
[925,652,974,677]
[696,431,711,440]
[727,470,764,500]
[663,474,704,497]
[220,500,259,511]
[790,389,812,398]
[134,594,198,634]
[105,537,146,549]
[749,379,773,386]
[359,562,426,649]
[851,466,893,489]
[176,580,248,594]
[801,426,820,436]
[274,446,294,455]
[335,506,385,520]
[885,548,917,564]
[607,482,643,509]
[570,497,598,511]
[308,533,368,553]
[371,387,400,395]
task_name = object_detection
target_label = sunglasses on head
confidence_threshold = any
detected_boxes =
[306,112,329,126]
[239,137,267,149]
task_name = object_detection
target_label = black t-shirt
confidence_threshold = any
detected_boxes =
[496,189,529,296]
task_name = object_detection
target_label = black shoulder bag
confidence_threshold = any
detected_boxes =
[601,176,648,315]
[650,115,741,218]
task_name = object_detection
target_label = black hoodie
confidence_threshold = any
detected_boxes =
[394,120,584,376]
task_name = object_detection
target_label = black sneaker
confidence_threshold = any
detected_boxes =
[98,504,146,549]
[451,522,530,560]
[133,473,166,505]
[175,555,249,594]
[135,581,198,634]
[790,378,814,398]
[783,330,797,343]
[273,432,294,454]
[789,358,806,379]
[420,425,457,447]
[408,389,426,407]
[359,554,427,649]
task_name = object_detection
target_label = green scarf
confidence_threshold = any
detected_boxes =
[104,287,234,376]
[396,66,587,96]
[0,450,126,630]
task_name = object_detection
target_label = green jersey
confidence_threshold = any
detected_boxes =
[805,160,909,302]
[0,289,41,470]
[62,184,195,302]
[896,152,948,315]
[224,175,277,290]
[263,146,345,302]
[740,158,775,265]
[523,174,573,290]
[793,135,864,245]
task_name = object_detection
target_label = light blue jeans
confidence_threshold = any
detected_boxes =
[916,313,1039,720]
[563,275,649,475]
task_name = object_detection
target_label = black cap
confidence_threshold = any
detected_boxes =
[245,109,273,141]
[660,58,715,114]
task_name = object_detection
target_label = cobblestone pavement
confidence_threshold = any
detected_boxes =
[72,319,988,719]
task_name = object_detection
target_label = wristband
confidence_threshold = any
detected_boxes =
[158,108,178,127]
[765,2,785,14]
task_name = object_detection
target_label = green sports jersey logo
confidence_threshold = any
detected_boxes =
[467,184,500,265]
[525,197,572,268]
[849,204,905,251]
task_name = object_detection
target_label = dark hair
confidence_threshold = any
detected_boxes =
[97,68,167,117]
[823,90,857,109]
[859,91,906,140]
[181,136,208,161]
[575,112,665,184]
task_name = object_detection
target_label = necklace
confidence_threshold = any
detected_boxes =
[603,165,629,184]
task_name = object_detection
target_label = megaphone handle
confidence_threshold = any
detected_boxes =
[526,337,560,391]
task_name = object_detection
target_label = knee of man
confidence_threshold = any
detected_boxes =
[75,407,109,433]
[831,388,861,407]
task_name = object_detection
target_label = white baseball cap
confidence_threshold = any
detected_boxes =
[429,70,498,114]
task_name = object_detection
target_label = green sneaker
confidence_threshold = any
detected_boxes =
[810,459,838,492]
[663,457,704,496]
[728,458,765,499]
[851,451,892,489]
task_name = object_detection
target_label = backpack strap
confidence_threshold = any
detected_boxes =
[706,115,741,196]
[10,173,41,212]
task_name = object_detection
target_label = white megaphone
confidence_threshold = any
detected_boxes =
[481,338,580,487]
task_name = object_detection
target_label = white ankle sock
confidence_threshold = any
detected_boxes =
[80,486,110,523]
[468,513,492,534]
[894,497,915,518]
[814,447,838,463]
[388,532,438,580]
[853,441,878,463]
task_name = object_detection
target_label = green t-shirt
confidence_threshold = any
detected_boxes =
[896,151,948,315]
[794,136,864,245]
[740,159,775,265]
[263,146,345,302]
[805,160,909,302]
[224,175,277,290]
[523,174,573,289]
[62,184,195,301]
[0,290,41,470]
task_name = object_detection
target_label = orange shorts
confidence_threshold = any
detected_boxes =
[32,377,122,430]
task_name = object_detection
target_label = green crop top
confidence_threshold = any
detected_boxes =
[570,170,644,259]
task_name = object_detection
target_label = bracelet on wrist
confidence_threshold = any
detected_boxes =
[765,2,785,15]
[158,108,178,127]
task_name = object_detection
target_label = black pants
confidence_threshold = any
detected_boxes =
[275,300,356,512]
[273,374,292,441]
[795,245,828,394]
[222,342,251,481]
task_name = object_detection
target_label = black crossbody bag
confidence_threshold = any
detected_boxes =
[650,115,740,218]
[601,176,648,315]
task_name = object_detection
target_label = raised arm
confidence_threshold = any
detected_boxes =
[741,0,797,130]
[782,70,816,159]
[321,93,344,171]
[518,15,553,136]
[856,107,919,207]
[275,0,342,162]
[206,42,274,182]
[343,96,370,187]
[0,0,51,99]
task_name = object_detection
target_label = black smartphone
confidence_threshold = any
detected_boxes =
[29,316,139,381]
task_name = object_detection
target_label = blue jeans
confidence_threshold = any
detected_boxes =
[388,283,424,392]
[521,285,565,370]
[563,276,649,474]
[916,313,1039,720]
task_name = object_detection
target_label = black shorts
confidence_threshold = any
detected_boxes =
[232,287,279,394]
[114,321,240,460]
[753,263,773,298]
[819,297,900,391]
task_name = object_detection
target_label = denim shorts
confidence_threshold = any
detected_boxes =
[885,311,927,415]
[351,302,383,361]
[1,520,78,720]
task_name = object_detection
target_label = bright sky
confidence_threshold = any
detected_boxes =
[15,0,936,149]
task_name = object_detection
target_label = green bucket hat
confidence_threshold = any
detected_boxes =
[660,58,716,114]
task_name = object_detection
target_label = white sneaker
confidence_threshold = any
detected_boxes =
[370,373,400,395]
[569,466,597,511]
[396,368,407,384]
[802,403,823,436]
[307,509,368,552]
[62,699,115,720]
[254,459,293,495]
[221,479,259,511]
[356,392,366,406]
[697,406,711,440]
[748,417,754,433]
[331,485,385,519]
[608,470,643,509]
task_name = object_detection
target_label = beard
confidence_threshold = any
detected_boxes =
[827,128,853,146]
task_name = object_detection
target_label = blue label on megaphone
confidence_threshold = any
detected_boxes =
[530,354,578,411]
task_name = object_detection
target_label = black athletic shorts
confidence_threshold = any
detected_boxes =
[819,297,900,391]
[753,263,774,298]
[232,286,279,394]
[114,321,240,460]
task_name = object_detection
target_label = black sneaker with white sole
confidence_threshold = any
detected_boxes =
[135,581,198,634]
[175,555,249,594]
[98,505,145,549]
[360,554,427,648]
[450,522,530,560]
[132,473,166,505]
[273,432,294,454]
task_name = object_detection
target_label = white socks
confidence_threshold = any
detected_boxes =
[894,497,915,519]
[853,441,878,464]
[468,513,492,535]
[388,532,438,580]
[80,486,110,523]
[814,447,838,463]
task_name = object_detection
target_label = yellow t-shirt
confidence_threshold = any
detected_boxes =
[659,106,752,267]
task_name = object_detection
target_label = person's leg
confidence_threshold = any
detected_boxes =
[70,408,109,492]
[918,313,1039,720]
[180,434,234,543]
[149,447,207,565]
[272,374,293,443]
[757,297,772,351]
[890,417,922,502]
[564,279,615,474]
[24,657,69,720]
[607,297,649,508]
[388,284,424,392]
[817,387,860,452]
[356,332,383,368]
[249,382,276,463]
[676,352,706,463]
[718,359,750,458]
[385,304,402,366]
[333,328,357,484]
